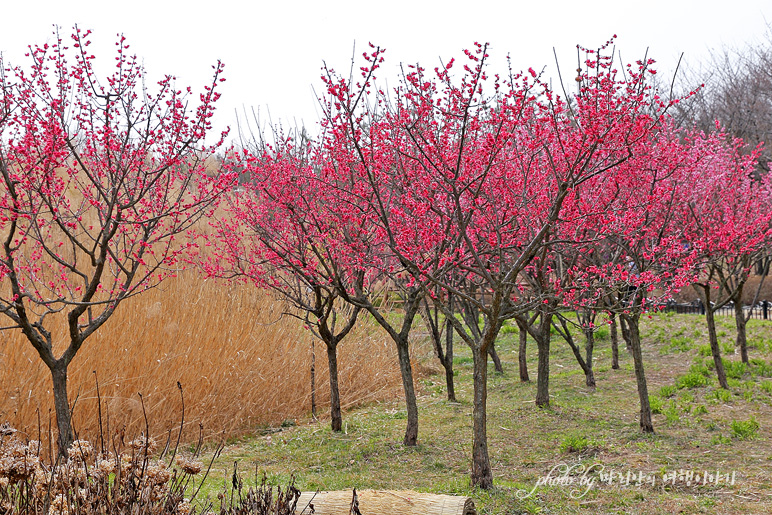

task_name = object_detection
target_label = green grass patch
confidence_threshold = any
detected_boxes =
[650,396,664,414]
[710,388,733,403]
[659,385,677,398]
[663,335,693,353]
[750,359,772,377]
[760,380,772,395]
[558,434,601,454]
[731,417,760,440]
[676,372,710,389]
[723,359,747,379]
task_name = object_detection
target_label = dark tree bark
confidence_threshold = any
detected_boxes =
[51,362,74,453]
[516,317,530,382]
[325,344,342,432]
[488,343,503,374]
[313,289,362,433]
[619,315,632,352]
[621,312,654,433]
[445,291,505,489]
[553,315,595,388]
[420,296,456,402]
[732,290,750,364]
[535,330,551,407]
[444,313,457,401]
[695,283,730,389]
[609,312,620,369]
[729,265,769,365]
[395,337,419,445]
[521,311,554,408]
[705,307,730,389]
[353,287,424,446]
[471,343,492,489]
[584,328,596,387]
[579,309,598,387]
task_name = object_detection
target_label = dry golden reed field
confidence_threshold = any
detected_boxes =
[0,271,407,445]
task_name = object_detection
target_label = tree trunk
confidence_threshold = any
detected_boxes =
[444,316,457,402]
[443,360,457,402]
[584,328,596,387]
[51,362,74,456]
[325,343,343,432]
[470,346,492,489]
[535,315,553,408]
[536,337,550,407]
[558,321,595,388]
[358,290,421,447]
[421,299,456,402]
[609,312,620,370]
[488,343,503,373]
[696,283,730,389]
[733,293,749,364]
[705,306,730,389]
[517,320,529,382]
[620,316,632,352]
[622,314,654,433]
[396,338,419,446]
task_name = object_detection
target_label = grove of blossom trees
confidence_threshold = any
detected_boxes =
[211,39,771,488]
[2,28,769,489]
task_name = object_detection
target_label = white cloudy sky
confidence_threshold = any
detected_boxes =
[2,0,771,143]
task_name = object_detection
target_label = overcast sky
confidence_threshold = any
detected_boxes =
[2,0,771,143]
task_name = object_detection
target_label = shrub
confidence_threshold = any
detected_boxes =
[0,423,300,515]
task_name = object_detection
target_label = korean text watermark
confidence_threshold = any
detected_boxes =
[516,463,737,499]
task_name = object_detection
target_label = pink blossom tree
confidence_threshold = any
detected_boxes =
[685,132,770,381]
[311,45,462,448]
[318,38,680,488]
[565,125,712,433]
[204,140,364,432]
[0,28,228,454]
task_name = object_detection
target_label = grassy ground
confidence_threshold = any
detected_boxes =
[196,312,772,514]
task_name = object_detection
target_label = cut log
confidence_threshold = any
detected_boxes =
[295,489,476,515]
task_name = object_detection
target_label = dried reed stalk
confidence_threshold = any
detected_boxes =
[0,271,406,444]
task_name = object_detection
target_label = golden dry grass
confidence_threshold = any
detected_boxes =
[0,271,404,445]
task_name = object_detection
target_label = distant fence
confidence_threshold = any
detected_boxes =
[662,300,772,320]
